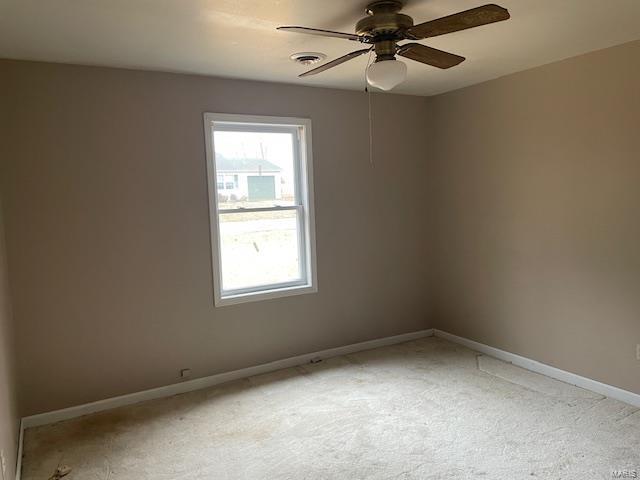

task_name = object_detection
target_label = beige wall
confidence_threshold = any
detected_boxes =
[0,60,432,415]
[0,199,19,480]
[2,38,640,420]
[428,40,640,394]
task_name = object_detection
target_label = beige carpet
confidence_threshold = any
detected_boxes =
[22,337,640,479]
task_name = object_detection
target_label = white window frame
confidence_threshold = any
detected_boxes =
[203,113,318,306]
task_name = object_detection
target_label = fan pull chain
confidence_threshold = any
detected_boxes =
[364,50,374,167]
[368,89,373,166]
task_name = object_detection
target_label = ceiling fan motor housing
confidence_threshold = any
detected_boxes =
[356,1,413,60]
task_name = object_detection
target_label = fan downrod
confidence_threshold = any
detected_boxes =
[365,0,403,15]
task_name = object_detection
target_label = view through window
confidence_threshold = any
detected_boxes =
[204,114,316,305]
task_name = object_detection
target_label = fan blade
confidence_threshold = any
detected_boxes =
[408,4,510,39]
[299,48,372,77]
[398,43,465,69]
[277,26,364,42]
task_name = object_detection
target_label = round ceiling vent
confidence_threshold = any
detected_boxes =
[290,52,327,66]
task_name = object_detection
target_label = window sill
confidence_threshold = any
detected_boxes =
[215,283,317,307]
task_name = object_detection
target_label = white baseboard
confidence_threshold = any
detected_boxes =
[15,326,640,480]
[21,329,434,430]
[434,329,640,408]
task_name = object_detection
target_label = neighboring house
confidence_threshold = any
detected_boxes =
[215,155,283,201]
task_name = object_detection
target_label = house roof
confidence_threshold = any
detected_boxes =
[216,155,281,173]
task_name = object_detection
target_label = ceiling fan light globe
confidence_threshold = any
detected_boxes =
[366,59,407,90]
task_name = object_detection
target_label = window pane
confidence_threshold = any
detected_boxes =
[213,130,297,209]
[219,209,303,291]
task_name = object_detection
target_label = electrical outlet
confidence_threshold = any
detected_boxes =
[180,368,192,379]
[636,344,640,361]
[1,448,6,480]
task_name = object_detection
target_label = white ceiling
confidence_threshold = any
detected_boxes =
[1,0,640,96]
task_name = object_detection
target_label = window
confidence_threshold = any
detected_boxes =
[203,113,317,306]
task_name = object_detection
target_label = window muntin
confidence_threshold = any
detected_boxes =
[204,114,317,306]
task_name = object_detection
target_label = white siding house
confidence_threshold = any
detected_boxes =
[215,155,283,202]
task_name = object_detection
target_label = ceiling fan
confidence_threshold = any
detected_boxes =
[278,1,510,90]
